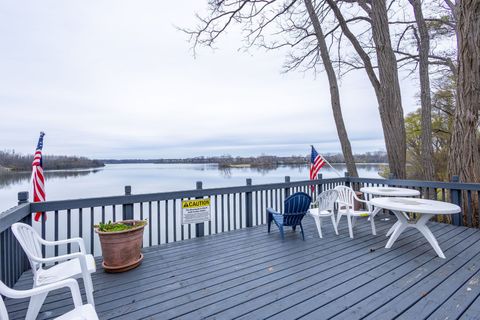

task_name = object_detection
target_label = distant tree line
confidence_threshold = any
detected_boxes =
[0,150,105,171]
[101,151,388,167]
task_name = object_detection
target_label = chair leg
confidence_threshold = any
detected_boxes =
[279,225,285,240]
[313,216,323,238]
[336,212,343,228]
[370,215,376,236]
[25,292,48,320]
[267,212,272,233]
[331,215,339,235]
[347,215,354,239]
[292,225,296,232]
[83,273,95,306]
[300,223,305,241]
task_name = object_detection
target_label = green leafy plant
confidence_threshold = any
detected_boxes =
[95,220,146,232]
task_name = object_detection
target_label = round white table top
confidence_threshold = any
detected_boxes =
[360,186,420,197]
[370,197,461,215]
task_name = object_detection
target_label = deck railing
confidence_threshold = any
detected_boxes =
[1,173,479,288]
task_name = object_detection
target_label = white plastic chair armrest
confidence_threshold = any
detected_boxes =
[352,194,368,203]
[37,237,87,253]
[30,252,87,264]
[2,279,83,307]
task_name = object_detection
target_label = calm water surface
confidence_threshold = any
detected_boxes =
[0,163,384,213]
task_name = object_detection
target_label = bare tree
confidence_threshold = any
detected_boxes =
[447,0,480,183]
[408,0,436,181]
[326,0,407,179]
[183,0,359,176]
[304,0,358,176]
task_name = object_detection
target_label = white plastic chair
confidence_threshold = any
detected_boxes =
[0,278,98,320]
[308,189,339,238]
[334,186,375,238]
[11,223,96,320]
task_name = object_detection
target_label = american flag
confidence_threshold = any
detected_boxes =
[32,132,46,222]
[310,145,326,181]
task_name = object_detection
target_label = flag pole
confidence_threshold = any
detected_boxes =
[312,146,343,178]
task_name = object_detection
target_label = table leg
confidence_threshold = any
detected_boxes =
[386,211,410,237]
[386,221,400,237]
[385,210,409,248]
[370,206,382,219]
[415,214,445,259]
[384,212,445,258]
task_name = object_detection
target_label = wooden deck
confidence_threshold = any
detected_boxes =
[6,217,480,320]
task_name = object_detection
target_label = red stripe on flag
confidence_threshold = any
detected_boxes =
[32,134,46,222]
[309,154,326,190]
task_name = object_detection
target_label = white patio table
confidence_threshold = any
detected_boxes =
[370,197,460,258]
[360,186,420,235]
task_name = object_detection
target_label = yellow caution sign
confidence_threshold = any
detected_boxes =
[181,198,211,224]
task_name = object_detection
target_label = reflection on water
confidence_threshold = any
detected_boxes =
[219,163,385,178]
[219,164,307,178]
[0,169,100,188]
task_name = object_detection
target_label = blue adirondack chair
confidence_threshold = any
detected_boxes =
[267,192,312,240]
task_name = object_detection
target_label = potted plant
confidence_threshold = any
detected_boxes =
[95,220,147,273]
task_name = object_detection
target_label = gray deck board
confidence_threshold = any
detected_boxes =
[247,224,466,320]
[5,217,480,320]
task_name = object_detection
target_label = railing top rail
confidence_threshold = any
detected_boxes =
[29,178,345,212]
[349,177,480,191]
[5,175,478,225]
[0,203,30,233]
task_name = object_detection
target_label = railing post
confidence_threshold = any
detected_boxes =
[122,186,134,221]
[450,175,462,226]
[284,176,291,198]
[317,173,323,193]
[17,191,31,279]
[245,178,253,227]
[344,172,350,187]
[195,181,205,237]
[18,191,32,225]
[18,191,29,205]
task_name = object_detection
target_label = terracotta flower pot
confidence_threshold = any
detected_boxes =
[95,220,147,273]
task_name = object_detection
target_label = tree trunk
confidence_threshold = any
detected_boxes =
[369,0,407,179]
[448,0,480,183]
[327,0,406,179]
[409,0,435,182]
[304,0,358,177]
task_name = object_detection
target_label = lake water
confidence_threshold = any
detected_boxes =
[0,163,385,213]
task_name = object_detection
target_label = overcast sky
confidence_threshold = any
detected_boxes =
[0,0,420,159]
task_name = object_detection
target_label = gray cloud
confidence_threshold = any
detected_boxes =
[0,0,419,158]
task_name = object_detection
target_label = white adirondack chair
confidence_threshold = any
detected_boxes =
[334,186,375,238]
[11,223,96,320]
[308,189,339,238]
[0,278,98,320]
